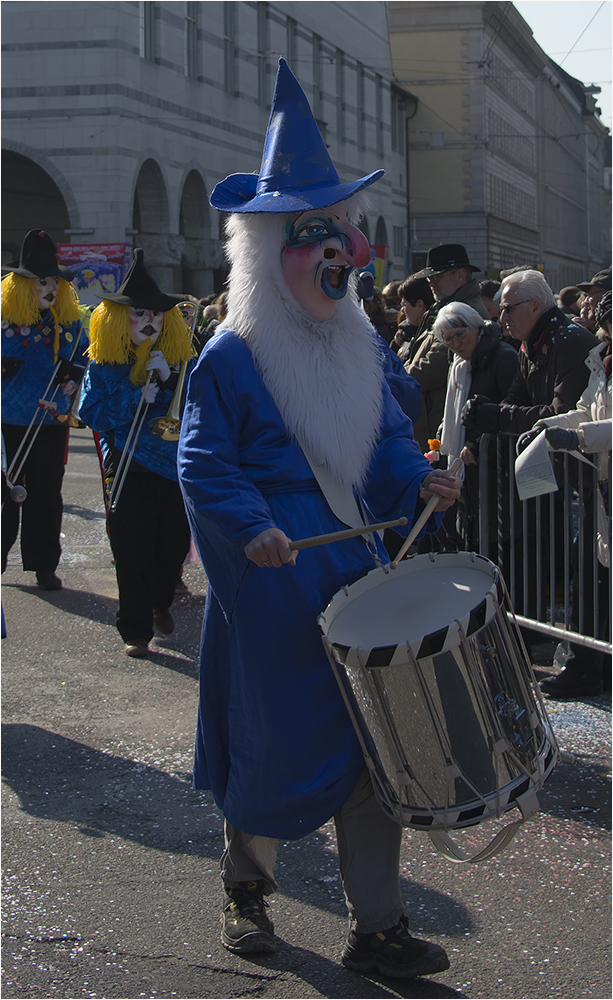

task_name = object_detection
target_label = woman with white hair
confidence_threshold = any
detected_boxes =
[432,301,518,553]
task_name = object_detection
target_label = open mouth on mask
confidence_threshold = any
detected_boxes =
[322,265,352,300]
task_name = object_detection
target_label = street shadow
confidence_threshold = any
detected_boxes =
[7,583,118,627]
[3,586,205,678]
[247,943,466,998]
[1,724,472,940]
[63,502,107,521]
[537,752,611,831]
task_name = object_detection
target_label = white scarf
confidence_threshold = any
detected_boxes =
[220,211,384,492]
[440,354,472,481]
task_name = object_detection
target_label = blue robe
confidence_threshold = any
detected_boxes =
[178,330,441,839]
[80,361,194,481]
[1,313,85,425]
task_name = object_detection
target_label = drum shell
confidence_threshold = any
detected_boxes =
[319,553,557,832]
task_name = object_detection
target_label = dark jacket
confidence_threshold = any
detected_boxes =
[499,308,598,434]
[459,324,519,549]
[465,322,519,432]
[404,278,490,450]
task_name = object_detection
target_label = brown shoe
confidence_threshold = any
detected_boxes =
[125,641,149,658]
[153,607,174,635]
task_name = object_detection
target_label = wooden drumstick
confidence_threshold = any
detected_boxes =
[289,517,408,552]
[390,457,463,570]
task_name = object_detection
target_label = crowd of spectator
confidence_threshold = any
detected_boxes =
[361,244,611,700]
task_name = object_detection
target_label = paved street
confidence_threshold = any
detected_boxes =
[2,428,611,1000]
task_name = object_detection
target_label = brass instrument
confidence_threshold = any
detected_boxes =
[149,300,201,441]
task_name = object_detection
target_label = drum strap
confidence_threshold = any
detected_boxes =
[427,787,540,864]
[300,444,381,561]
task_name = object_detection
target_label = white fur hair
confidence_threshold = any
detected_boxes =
[219,200,384,491]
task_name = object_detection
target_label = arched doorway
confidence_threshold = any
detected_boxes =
[373,216,389,287]
[132,159,175,290]
[1,150,71,265]
[358,216,371,243]
[179,170,217,298]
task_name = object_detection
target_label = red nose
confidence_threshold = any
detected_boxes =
[351,227,372,268]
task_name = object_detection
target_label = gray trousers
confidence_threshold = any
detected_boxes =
[221,767,404,934]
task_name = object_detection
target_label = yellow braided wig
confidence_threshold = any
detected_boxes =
[87,302,193,385]
[0,273,80,327]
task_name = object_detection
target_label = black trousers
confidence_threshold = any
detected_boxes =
[2,422,68,573]
[107,469,191,643]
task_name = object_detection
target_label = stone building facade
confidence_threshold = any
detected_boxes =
[2,1,408,294]
[389,1,610,288]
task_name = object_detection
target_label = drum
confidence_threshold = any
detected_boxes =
[319,552,557,848]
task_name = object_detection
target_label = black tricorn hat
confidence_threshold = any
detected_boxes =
[99,248,184,312]
[2,229,74,280]
[418,243,480,277]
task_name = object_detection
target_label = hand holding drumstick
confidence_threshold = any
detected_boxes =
[244,461,462,570]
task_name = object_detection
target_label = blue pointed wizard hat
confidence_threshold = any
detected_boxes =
[210,58,384,214]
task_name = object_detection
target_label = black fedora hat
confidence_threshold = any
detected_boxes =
[2,229,74,281]
[99,248,184,312]
[418,243,480,277]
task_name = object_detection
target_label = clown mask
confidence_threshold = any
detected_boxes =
[128,307,164,347]
[281,203,370,321]
[34,276,61,311]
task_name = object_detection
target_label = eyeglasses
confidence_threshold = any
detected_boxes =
[499,299,532,316]
[442,327,469,346]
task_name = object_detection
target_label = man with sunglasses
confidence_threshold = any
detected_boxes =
[462,270,597,436]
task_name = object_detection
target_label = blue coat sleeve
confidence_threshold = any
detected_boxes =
[79,362,143,432]
[380,340,423,426]
[178,346,277,550]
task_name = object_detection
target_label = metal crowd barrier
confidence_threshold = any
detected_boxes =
[474,433,611,655]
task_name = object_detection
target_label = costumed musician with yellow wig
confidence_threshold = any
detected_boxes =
[1,229,86,590]
[79,249,194,658]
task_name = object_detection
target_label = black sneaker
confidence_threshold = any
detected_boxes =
[36,571,62,590]
[221,880,275,954]
[540,668,602,699]
[342,916,449,979]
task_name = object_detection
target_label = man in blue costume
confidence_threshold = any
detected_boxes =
[2,230,85,590]
[178,60,460,980]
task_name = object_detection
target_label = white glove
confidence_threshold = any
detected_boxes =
[146,350,170,383]
[143,382,159,405]
[61,379,77,397]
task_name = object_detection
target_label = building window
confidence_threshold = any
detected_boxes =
[224,1,237,95]
[336,49,345,142]
[312,34,322,121]
[286,16,297,68]
[139,1,155,62]
[391,91,405,154]
[393,225,405,259]
[185,1,198,79]
[376,74,384,157]
[258,2,269,107]
[356,62,365,150]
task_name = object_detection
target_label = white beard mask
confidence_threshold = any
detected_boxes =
[220,210,384,492]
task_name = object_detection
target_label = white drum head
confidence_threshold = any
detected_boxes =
[319,552,499,661]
